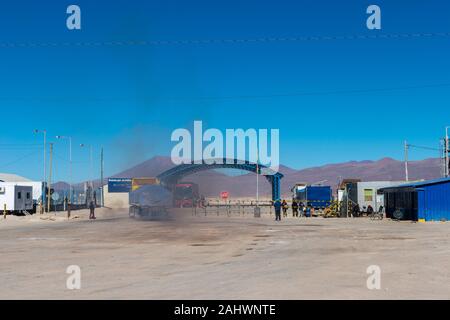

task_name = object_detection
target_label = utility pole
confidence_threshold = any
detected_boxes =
[445,127,450,178]
[100,147,104,207]
[404,140,409,182]
[441,138,446,177]
[47,143,53,213]
[34,129,47,208]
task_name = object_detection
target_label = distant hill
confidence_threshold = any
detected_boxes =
[113,156,175,178]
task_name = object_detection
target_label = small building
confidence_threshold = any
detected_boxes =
[339,180,406,214]
[0,173,44,209]
[381,177,450,222]
[103,178,133,209]
[0,183,34,212]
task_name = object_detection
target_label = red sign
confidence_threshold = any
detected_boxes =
[221,191,229,200]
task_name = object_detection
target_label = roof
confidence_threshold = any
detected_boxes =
[0,173,32,182]
[380,177,450,192]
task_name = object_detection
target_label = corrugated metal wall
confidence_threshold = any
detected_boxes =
[419,182,450,221]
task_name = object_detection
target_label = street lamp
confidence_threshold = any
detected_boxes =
[56,135,73,202]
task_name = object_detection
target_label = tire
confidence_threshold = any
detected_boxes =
[393,209,405,220]
[129,206,136,218]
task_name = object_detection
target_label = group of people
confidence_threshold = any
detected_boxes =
[273,199,313,221]
[351,203,384,217]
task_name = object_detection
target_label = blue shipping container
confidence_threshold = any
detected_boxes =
[295,186,332,208]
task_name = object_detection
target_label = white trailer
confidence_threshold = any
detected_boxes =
[14,181,44,205]
[0,183,33,213]
[356,181,406,211]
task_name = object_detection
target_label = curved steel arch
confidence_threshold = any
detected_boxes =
[157,158,284,201]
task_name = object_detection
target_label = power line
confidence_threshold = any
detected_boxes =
[1,32,450,48]
[0,144,42,151]
[0,150,41,170]
[407,144,441,152]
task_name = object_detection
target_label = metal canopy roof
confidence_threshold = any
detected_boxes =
[380,177,450,192]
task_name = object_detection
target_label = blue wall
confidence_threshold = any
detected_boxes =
[418,182,450,221]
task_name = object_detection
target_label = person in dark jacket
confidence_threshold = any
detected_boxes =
[89,201,96,220]
[292,200,299,218]
[273,199,282,221]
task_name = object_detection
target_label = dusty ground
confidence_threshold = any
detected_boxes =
[0,208,449,300]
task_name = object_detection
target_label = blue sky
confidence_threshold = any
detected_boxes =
[0,0,449,182]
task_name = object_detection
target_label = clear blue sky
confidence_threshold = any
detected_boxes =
[0,0,449,182]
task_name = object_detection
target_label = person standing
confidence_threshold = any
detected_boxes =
[38,198,43,215]
[67,199,71,219]
[367,204,374,216]
[292,199,299,217]
[89,200,96,220]
[273,199,282,221]
[299,202,305,217]
[282,200,289,218]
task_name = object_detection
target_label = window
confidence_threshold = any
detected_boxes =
[27,192,31,199]
[17,192,22,199]
[364,189,373,202]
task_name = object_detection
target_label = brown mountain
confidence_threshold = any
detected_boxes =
[109,156,442,198]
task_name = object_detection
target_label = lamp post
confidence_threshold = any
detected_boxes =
[56,135,73,202]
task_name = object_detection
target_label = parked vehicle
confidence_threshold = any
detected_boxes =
[173,182,200,208]
[293,184,332,209]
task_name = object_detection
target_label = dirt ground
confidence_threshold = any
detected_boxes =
[0,208,449,300]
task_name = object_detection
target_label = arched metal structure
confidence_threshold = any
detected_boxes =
[157,159,284,201]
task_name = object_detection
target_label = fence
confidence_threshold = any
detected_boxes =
[191,201,274,217]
